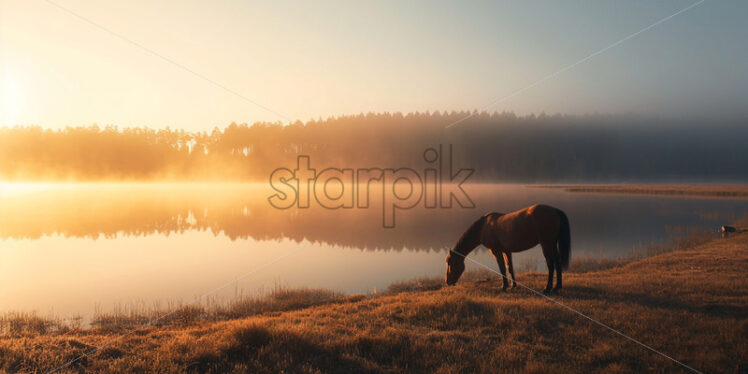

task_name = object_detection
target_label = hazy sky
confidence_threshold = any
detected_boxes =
[1,0,747,131]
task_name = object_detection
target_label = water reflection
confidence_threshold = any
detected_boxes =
[1,183,476,250]
[0,183,745,253]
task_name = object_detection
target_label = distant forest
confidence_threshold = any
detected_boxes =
[1,112,746,182]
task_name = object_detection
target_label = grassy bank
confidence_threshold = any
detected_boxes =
[534,184,748,199]
[2,232,747,373]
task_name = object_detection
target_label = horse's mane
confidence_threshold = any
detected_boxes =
[453,213,492,254]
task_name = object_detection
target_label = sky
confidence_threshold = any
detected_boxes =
[1,0,747,132]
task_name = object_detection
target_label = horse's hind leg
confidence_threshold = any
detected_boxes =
[553,258,562,293]
[505,253,516,288]
[541,241,556,295]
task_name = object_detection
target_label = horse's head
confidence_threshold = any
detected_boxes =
[445,251,465,285]
[446,215,487,285]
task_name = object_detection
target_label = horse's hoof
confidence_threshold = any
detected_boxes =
[542,288,551,295]
[501,286,508,292]
[511,283,517,289]
[551,288,561,295]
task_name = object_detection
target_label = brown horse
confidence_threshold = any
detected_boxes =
[445,204,571,294]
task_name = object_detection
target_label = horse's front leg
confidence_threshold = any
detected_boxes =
[491,249,510,291]
[505,252,516,289]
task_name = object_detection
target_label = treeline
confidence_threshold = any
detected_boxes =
[1,112,746,182]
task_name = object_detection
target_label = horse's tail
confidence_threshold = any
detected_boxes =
[557,209,571,270]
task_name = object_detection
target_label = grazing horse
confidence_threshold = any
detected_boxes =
[445,204,571,294]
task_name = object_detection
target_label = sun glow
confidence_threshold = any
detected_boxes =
[0,182,60,197]
[0,66,27,126]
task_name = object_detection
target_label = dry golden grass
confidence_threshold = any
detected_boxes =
[2,232,747,373]
[534,184,748,200]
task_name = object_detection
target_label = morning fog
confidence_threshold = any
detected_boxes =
[268,145,475,227]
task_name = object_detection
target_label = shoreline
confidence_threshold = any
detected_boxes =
[2,230,746,372]
[532,184,748,199]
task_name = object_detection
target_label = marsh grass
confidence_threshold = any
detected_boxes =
[87,287,345,333]
[0,312,82,337]
[1,287,344,338]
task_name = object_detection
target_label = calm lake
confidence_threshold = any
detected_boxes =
[1,183,746,319]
